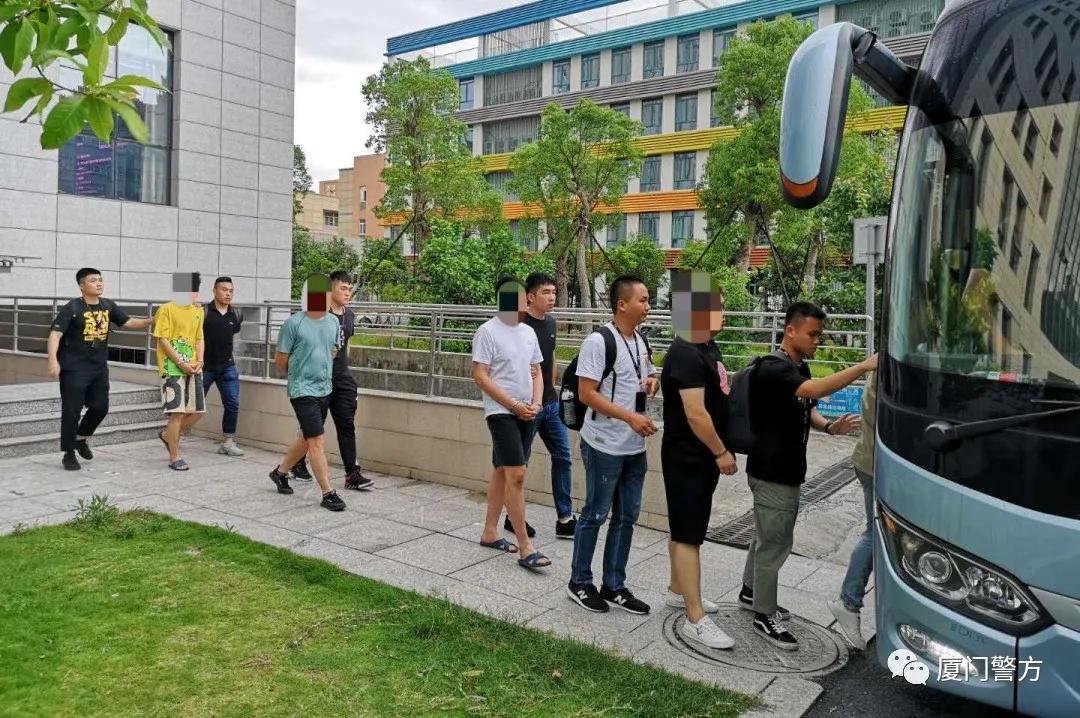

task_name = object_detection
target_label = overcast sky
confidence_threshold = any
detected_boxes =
[294,0,517,184]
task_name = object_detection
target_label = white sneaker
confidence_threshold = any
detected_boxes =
[828,600,866,650]
[680,616,735,650]
[218,442,245,457]
[664,590,719,614]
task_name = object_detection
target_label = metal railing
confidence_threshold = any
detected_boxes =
[0,297,873,400]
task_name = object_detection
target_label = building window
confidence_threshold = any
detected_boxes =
[638,212,660,244]
[1039,176,1053,219]
[553,59,570,94]
[459,78,475,110]
[998,169,1014,247]
[976,127,993,200]
[1024,246,1041,310]
[1022,349,1032,376]
[486,170,518,200]
[324,210,339,227]
[483,116,540,154]
[643,40,665,78]
[793,10,818,29]
[358,219,366,236]
[58,26,172,205]
[676,34,700,73]
[1010,194,1027,270]
[641,98,663,135]
[359,186,367,210]
[463,126,474,153]
[606,215,627,246]
[640,156,661,192]
[674,152,697,190]
[485,66,542,106]
[509,219,538,251]
[1050,118,1063,154]
[1024,123,1039,164]
[581,53,600,89]
[672,211,695,248]
[675,93,698,131]
[610,102,631,116]
[713,29,735,66]
[836,0,947,39]
[710,88,723,127]
[611,47,631,84]
[1001,308,1013,367]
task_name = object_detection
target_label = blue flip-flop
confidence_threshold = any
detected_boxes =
[168,458,190,471]
[480,538,519,554]
[518,551,551,570]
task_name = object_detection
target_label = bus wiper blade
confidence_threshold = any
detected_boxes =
[924,404,1080,452]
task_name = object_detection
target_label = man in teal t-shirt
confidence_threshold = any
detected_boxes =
[267,287,347,512]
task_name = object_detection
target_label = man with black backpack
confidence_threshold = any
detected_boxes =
[739,302,876,651]
[565,275,657,615]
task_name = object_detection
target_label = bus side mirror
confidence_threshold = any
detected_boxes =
[780,23,915,209]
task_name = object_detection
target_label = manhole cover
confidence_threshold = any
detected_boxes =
[663,604,849,678]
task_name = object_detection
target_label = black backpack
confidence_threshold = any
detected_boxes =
[725,352,783,454]
[559,326,651,431]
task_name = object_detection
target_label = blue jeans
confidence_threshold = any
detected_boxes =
[527,401,574,519]
[840,469,875,610]
[202,361,240,436]
[571,439,647,591]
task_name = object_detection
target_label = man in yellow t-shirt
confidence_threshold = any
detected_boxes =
[154,273,206,471]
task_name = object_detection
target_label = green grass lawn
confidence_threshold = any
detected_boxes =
[0,506,755,718]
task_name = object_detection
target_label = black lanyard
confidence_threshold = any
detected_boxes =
[619,330,642,381]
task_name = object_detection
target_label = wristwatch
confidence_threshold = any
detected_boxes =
[824,420,835,435]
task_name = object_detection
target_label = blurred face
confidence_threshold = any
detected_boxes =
[79,274,104,297]
[214,282,234,305]
[786,316,825,358]
[617,282,650,326]
[527,282,556,313]
[496,282,526,324]
[331,280,353,306]
[672,271,725,342]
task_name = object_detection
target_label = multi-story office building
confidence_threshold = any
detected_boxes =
[0,0,297,302]
[297,153,386,245]
[386,0,942,263]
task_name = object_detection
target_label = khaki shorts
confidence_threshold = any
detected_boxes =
[161,373,206,414]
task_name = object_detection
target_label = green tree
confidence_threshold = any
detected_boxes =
[290,227,361,300]
[357,236,411,302]
[699,15,890,297]
[293,144,312,220]
[1,1,168,148]
[509,100,643,308]
[362,58,501,254]
[600,235,667,301]
[414,219,555,305]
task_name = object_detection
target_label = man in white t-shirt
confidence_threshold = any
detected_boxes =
[566,275,658,615]
[472,277,551,571]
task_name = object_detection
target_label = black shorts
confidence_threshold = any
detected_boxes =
[486,413,535,468]
[291,395,330,439]
[661,448,721,546]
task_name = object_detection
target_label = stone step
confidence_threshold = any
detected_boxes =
[0,420,167,460]
[0,383,159,418]
[0,402,164,440]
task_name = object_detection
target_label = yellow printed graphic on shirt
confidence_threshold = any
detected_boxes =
[82,309,110,343]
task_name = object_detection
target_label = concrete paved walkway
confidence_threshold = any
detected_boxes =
[0,436,875,717]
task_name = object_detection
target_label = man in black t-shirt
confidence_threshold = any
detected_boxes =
[47,267,154,470]
[740,302,876,652]
[661,270,737,650]
[291,271,374,491]
[202,277,245,457]
[514,272,577,539]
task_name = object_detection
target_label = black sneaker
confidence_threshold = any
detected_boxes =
[74,439,93,460]
[321,490,346,512]
[556,515,577,539]
[290,460,313,481]
[738,585,791,620]
[269,467,294,495]
[566,582,609,613]
[753,612,798,650]
[600,586,651,615]
[62,451,81,471]
[344,469,375,491]
[504,516,536,538]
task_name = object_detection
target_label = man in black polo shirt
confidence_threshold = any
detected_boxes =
[291,270,374,490]
[661,270,736,650]
[740,302,876,651]
[46,267,154,470]
[202,277,245,457]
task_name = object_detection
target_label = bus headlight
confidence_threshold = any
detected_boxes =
[879,503,1050,635]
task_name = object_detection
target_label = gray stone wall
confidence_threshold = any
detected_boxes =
[0,0,296,304]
